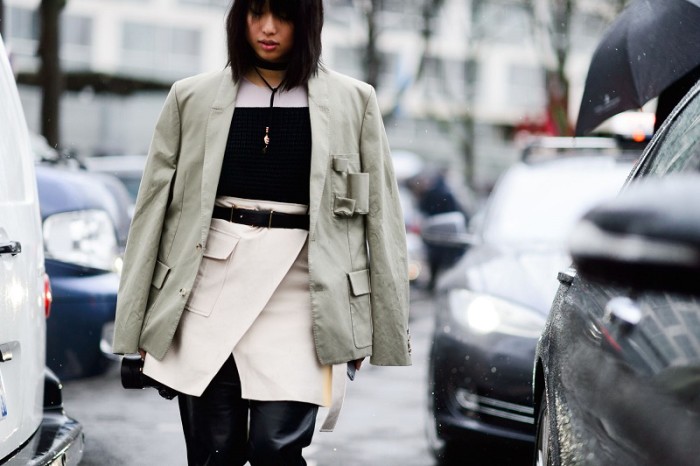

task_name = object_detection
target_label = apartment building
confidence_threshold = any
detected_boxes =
[3,0,605,186]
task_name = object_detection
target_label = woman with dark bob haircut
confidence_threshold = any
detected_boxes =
[112,0,412,463]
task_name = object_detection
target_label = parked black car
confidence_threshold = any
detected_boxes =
[426,138,637,462]
[533,80,700,465]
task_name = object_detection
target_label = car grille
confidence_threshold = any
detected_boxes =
[455,389,534,425]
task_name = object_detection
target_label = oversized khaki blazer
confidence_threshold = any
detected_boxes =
[112,66,411,367]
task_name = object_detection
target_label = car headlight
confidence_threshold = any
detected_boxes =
[448,289,546,338]
[43,209,119,272]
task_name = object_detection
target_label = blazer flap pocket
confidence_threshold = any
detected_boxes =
[332,156,349,173]
[333,195,356,217]
[348,269,371,296]
[203,228,239,260]
[152,260,171,290]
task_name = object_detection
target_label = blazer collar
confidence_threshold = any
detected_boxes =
[201,68,239,241]
[307,69,330,238]
[211,68,238,110]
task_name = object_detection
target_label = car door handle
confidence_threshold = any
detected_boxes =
[0,240,21,256]
[0,342,18,362]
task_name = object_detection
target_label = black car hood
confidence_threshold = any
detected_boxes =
[439,243,570,315]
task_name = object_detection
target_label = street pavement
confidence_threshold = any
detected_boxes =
[62,289,438,466]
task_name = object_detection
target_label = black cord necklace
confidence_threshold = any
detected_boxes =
[254,67,282,154]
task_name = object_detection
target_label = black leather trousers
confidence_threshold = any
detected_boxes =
[178,356,319,466]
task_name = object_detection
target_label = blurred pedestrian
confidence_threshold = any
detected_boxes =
[408,169,468,290]
[112,0,411,464]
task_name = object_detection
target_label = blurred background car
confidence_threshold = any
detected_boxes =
[84,154,148,217]
[425,137,641,462]
[0,34,83,465]
[32,136,128,380]
[533,79,700,466]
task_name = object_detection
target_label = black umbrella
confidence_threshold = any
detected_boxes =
[576,0,700,136]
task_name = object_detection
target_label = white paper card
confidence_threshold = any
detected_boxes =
[0,370,8,420]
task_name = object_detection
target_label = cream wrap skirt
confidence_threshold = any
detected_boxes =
[143,196,346,431]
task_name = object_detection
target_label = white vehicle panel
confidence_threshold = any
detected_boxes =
[0,35,46,461]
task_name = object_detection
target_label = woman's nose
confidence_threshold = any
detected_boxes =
[260,13,277,34]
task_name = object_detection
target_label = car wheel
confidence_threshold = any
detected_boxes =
[535,398,552,466]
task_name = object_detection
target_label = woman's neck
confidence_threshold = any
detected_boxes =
[246,67,286,89]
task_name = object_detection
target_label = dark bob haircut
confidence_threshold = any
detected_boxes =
[226,0,324,89]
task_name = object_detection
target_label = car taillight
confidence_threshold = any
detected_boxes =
[43,273,52,318]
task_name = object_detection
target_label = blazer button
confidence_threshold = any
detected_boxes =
[195,243,202,250]
[179,288,189,297]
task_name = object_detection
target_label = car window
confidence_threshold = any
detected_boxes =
[0,51,33,204]
[635,84,700,177]
[481,158,632,246]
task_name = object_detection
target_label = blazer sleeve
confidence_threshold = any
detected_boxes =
[112,85,181,354]
[360,87,412,366]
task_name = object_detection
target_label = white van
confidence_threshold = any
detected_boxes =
[0,35,83,465]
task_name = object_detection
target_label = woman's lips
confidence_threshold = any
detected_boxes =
[259,41,278,52]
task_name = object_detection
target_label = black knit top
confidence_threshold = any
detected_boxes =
[216,79,312,205]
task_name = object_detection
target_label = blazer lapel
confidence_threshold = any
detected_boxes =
[201,69,239,241]
[307,70,330,238]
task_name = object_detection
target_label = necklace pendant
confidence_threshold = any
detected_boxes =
[262,126,270,154]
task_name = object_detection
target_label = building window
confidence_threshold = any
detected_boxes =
[441,59,467,101]
[6,6,39,56]
[325,0,353,7]
[61,15,93,68]
[7,6,39,41]
[121,22,202,79]
[378,50,398,89]
[421,56,449,100]
[508,64,545,110]
[6,8,92,69]
[178,0,230,8]
[331,45,362,80]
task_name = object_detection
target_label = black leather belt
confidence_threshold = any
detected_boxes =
[212,205,309,230]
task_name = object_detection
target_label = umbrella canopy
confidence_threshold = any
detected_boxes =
[576,0,700,136]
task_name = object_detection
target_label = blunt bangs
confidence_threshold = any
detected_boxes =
[250,0,298,22]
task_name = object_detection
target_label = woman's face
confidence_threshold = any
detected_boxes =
[246,2,294,63]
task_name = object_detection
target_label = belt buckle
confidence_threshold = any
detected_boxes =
[268,210,274,228]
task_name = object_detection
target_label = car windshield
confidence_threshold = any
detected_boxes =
[481,158,633,247]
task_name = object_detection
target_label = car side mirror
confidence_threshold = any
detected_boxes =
[569,174,700,295]
[420,211,477,249]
